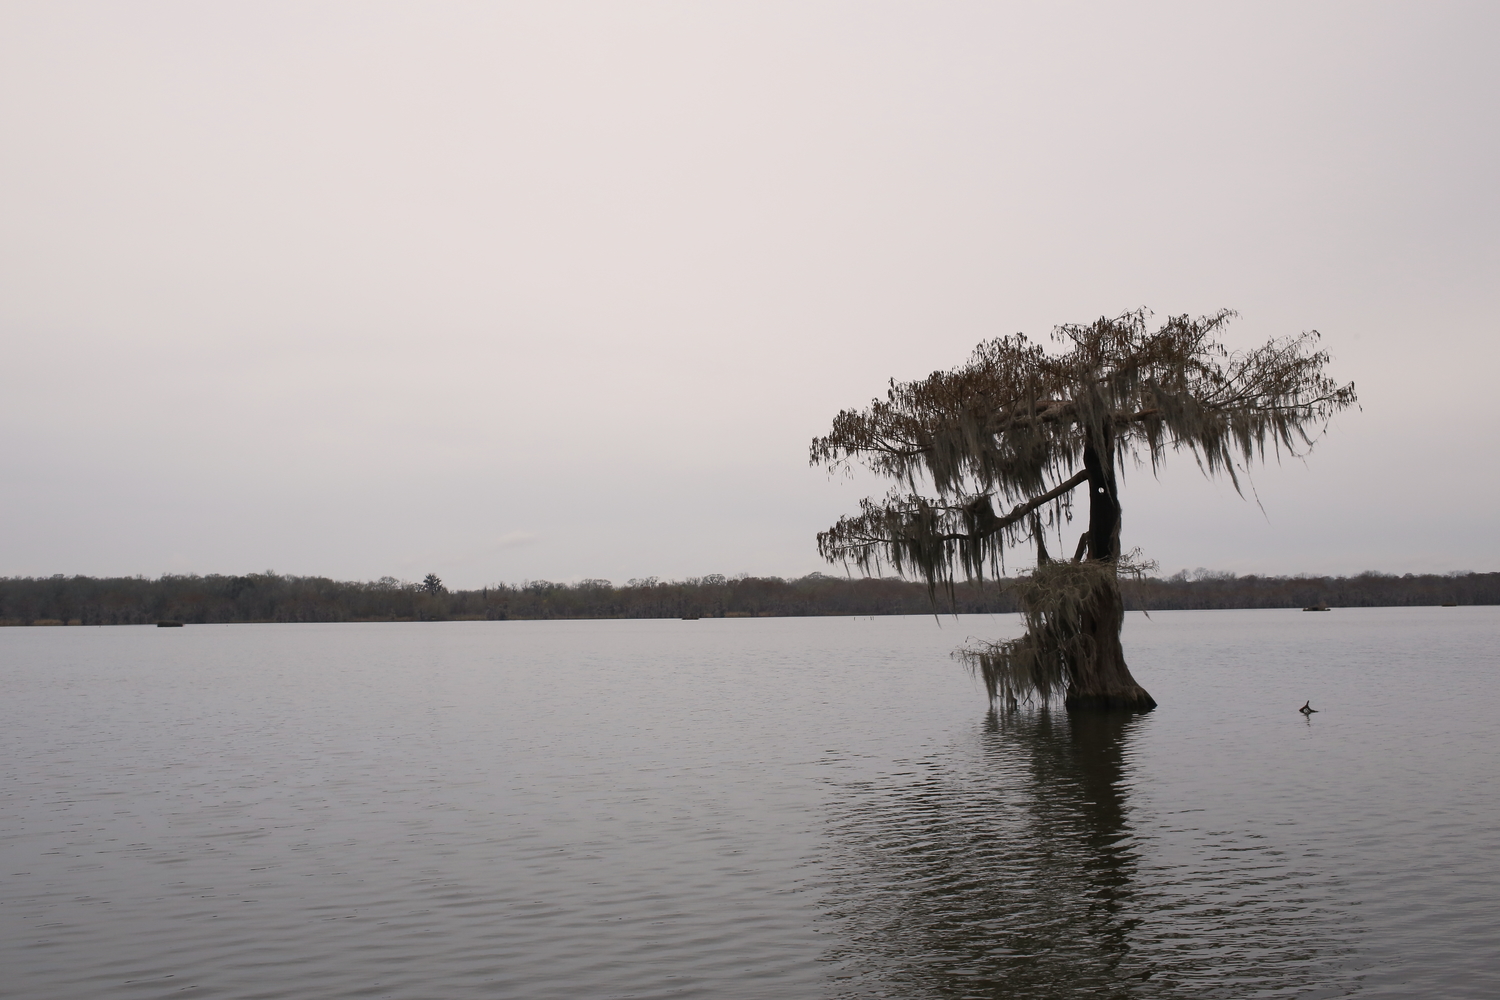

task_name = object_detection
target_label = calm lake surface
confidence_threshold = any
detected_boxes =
[3,608,1497,998]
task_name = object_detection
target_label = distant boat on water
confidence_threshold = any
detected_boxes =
[156,620,183,627]
[1303,602,1330,612]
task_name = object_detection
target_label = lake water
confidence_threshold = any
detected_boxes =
[2,608,1497,998]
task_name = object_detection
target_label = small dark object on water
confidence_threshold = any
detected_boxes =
[1303,602,1330,612]
[1442,602,1458,607]
[681,615,700,621]
[1300,700,1318,715]
[156,620,183,628]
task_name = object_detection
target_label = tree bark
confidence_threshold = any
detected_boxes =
[1082,422,1121,562]
[1068,424,1156,711]
[1065,572,1156,710]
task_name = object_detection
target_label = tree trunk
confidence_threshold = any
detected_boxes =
[1068,426,1156,711]
[1064,572,1156,710]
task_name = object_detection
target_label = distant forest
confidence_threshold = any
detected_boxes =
[1,570,1496,626]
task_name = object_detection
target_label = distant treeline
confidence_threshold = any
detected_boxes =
[1,570,1496,626]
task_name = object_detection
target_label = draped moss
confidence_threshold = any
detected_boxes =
[811,309,1356,709]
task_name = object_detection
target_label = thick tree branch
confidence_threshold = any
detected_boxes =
[826,470,1089,549]
[981,469,1089,539]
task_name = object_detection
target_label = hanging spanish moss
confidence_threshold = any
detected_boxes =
[959,550,1156,706]
[811,309,1356,710]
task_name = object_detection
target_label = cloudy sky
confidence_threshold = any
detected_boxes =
[2,2,1495,588]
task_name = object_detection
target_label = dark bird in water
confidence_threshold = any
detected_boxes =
[1300,701,1318,715]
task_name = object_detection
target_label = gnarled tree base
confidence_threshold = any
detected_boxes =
[963,562,1158,710]
[1063,571,1156,712]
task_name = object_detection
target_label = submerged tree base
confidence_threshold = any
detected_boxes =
[962,561,1157,712]
[1064,687,1157,712]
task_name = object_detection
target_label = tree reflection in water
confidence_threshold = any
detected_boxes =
[818,709,1357,999]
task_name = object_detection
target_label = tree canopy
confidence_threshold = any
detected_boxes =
[811,309,1357,707]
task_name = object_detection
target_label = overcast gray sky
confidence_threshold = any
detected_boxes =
[2,1,1496,588]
